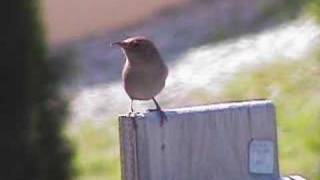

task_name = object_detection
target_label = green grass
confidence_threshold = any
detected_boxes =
[221,50,320,179]
[68,120,121,180]
[308,0,320,21]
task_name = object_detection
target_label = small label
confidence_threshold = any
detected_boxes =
[249,140,274,174]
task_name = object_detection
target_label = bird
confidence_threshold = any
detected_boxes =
[112,36,168,126]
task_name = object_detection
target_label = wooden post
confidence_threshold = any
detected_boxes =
[119,100,280,180]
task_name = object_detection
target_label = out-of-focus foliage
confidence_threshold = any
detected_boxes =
[287,0,320,20]
[0,0,73,179]
[308,0,320,20]
[221,50,320,179]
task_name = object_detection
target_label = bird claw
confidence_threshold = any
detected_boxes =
[159,110,168,127]
[147,108,158,112]
[148,108,168,126]
[128,111,138,118]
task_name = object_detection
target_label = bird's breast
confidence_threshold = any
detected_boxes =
[122,61,168,100]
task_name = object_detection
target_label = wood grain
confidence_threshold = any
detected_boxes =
[119,100,280,180]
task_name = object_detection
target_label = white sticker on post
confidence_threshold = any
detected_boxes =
[249,140,274,174]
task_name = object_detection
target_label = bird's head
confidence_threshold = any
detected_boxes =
[111,36,160,62]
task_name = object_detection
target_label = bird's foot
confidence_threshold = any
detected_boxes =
[127,111,139,130]
[147,108,157,112]
[128,111,138,118]
[148,108,168,126]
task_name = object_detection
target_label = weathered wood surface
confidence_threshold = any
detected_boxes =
[119,100,280,180]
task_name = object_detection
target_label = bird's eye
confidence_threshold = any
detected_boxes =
[131,41,140,48]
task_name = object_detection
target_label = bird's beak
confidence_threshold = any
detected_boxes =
[111,41,127,48]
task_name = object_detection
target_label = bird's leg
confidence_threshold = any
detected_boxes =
[129,99,138,129]
[128,99,135,117]
[130,99,134,112]
[151,97,167,126]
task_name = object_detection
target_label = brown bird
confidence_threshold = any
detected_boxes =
[112,36,168,126]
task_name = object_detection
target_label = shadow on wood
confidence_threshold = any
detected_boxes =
[119,100,280,180]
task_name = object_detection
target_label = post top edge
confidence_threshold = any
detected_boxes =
[118,99,273,117]
[166,99,273,112]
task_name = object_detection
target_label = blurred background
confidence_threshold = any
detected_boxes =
[3,0,320,179]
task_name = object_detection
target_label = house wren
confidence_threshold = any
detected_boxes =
[112,36,168,126]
